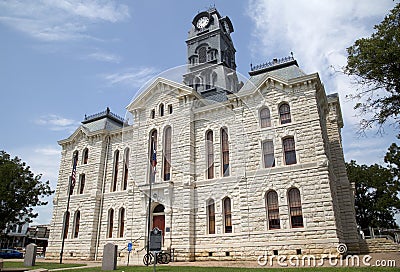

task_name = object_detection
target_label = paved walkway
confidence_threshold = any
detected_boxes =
[3,252,400,269]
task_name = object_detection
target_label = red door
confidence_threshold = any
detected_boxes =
[153,215,165,237]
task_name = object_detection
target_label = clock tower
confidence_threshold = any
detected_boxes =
[183,7,240,102]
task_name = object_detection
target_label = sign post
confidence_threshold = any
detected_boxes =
[150,227,162,272]
[127,242,132,266]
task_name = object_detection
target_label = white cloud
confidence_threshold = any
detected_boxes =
[35,114,78,132]
[0,0,130,41]
[87,51,121,63]
[101,67,159,88]
[44,0,130,22]
[246,0,394,126]
[246,0,398,165]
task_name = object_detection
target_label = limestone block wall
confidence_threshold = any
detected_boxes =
[47,75,359,261]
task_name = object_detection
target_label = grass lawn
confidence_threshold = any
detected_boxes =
[65,266,399,272]
[3,261,86,270]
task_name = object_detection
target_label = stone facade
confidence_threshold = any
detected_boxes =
[47,7,359,262]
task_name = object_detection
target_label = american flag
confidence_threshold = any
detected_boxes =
[71,154,78,188]
[151,147,157,168]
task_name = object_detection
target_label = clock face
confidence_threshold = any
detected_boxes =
[196,16,209,29]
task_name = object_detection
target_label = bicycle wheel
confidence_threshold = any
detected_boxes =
[143,253,154,265]
[157,252,167,264]
[163,252,171,264]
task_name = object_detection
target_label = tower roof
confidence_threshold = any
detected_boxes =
[81,107,126,132]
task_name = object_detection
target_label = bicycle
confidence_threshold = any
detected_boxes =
[143,250,171,265]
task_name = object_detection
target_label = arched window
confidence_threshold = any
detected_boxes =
[223,197,232,233]
[163,126,172,181]
[159,104,164,117]
[279,103,291,124]
[73,210,80,238]
[82,148,89,164]
[62,211,70,239]
[262,141,275,168]
[283,137,297,165]
[199,46,207,63]
[79,174,85,194]
[194,77,201,92]
[266,191,280,229]
[149,130,157,183]
[69,151,79,195]
[118,207,125,238]
[151,109,155,119]
[72,151,79,166]
[211,72,217,87]
[288,188,304,228]
[112,150,119,192]
[168,104,173,114]
[153,204,165,213]
[206,130,214,179]
[122,148,129,190]
[107,208,114,238]
[207,199,215,234]
[221,128,230,177]
[260,108,271,128]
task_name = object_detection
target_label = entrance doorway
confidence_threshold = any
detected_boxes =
[152,204,165,237]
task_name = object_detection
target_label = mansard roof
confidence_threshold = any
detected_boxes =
[81,107,125,133]
[58,108,125,145]
[239,57,311,93]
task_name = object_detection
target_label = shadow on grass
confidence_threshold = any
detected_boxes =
[4,261,86,270]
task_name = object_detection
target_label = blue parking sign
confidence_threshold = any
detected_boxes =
[127,242,132,252]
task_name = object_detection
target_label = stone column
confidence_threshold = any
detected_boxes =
[102,243,117,270]
[24,243,37,267]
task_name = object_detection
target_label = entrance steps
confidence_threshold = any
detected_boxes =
[359,238,400,254]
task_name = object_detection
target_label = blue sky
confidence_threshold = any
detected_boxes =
[0,0,398,225]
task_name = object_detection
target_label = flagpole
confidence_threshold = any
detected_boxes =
[60,153,77,264]
[146,136,156,266]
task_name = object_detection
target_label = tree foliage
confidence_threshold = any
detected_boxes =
[346,159,400,229]
[0,150,54,232]
[345,3,400,131]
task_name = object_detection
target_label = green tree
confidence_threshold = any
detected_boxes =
[346,160,400,229]
[0,150,54,232]
[385,141,400,177]
[345,3,400,131]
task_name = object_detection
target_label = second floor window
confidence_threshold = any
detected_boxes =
[206,130,214,179]
[112,150,119,192]
[262,141,275,168]
[122,148,129,190]
[163,127,171,181]
[79,174,85,194]
[221,128,230,177]
[83,148,89,164]
[149,130,157,183]
[283,137,297,165]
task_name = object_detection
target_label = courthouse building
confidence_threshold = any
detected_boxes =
[47,8,360,261]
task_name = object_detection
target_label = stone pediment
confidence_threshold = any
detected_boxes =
[236,72,321,99]
[126,77,201,112]
[58,126,90,146]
